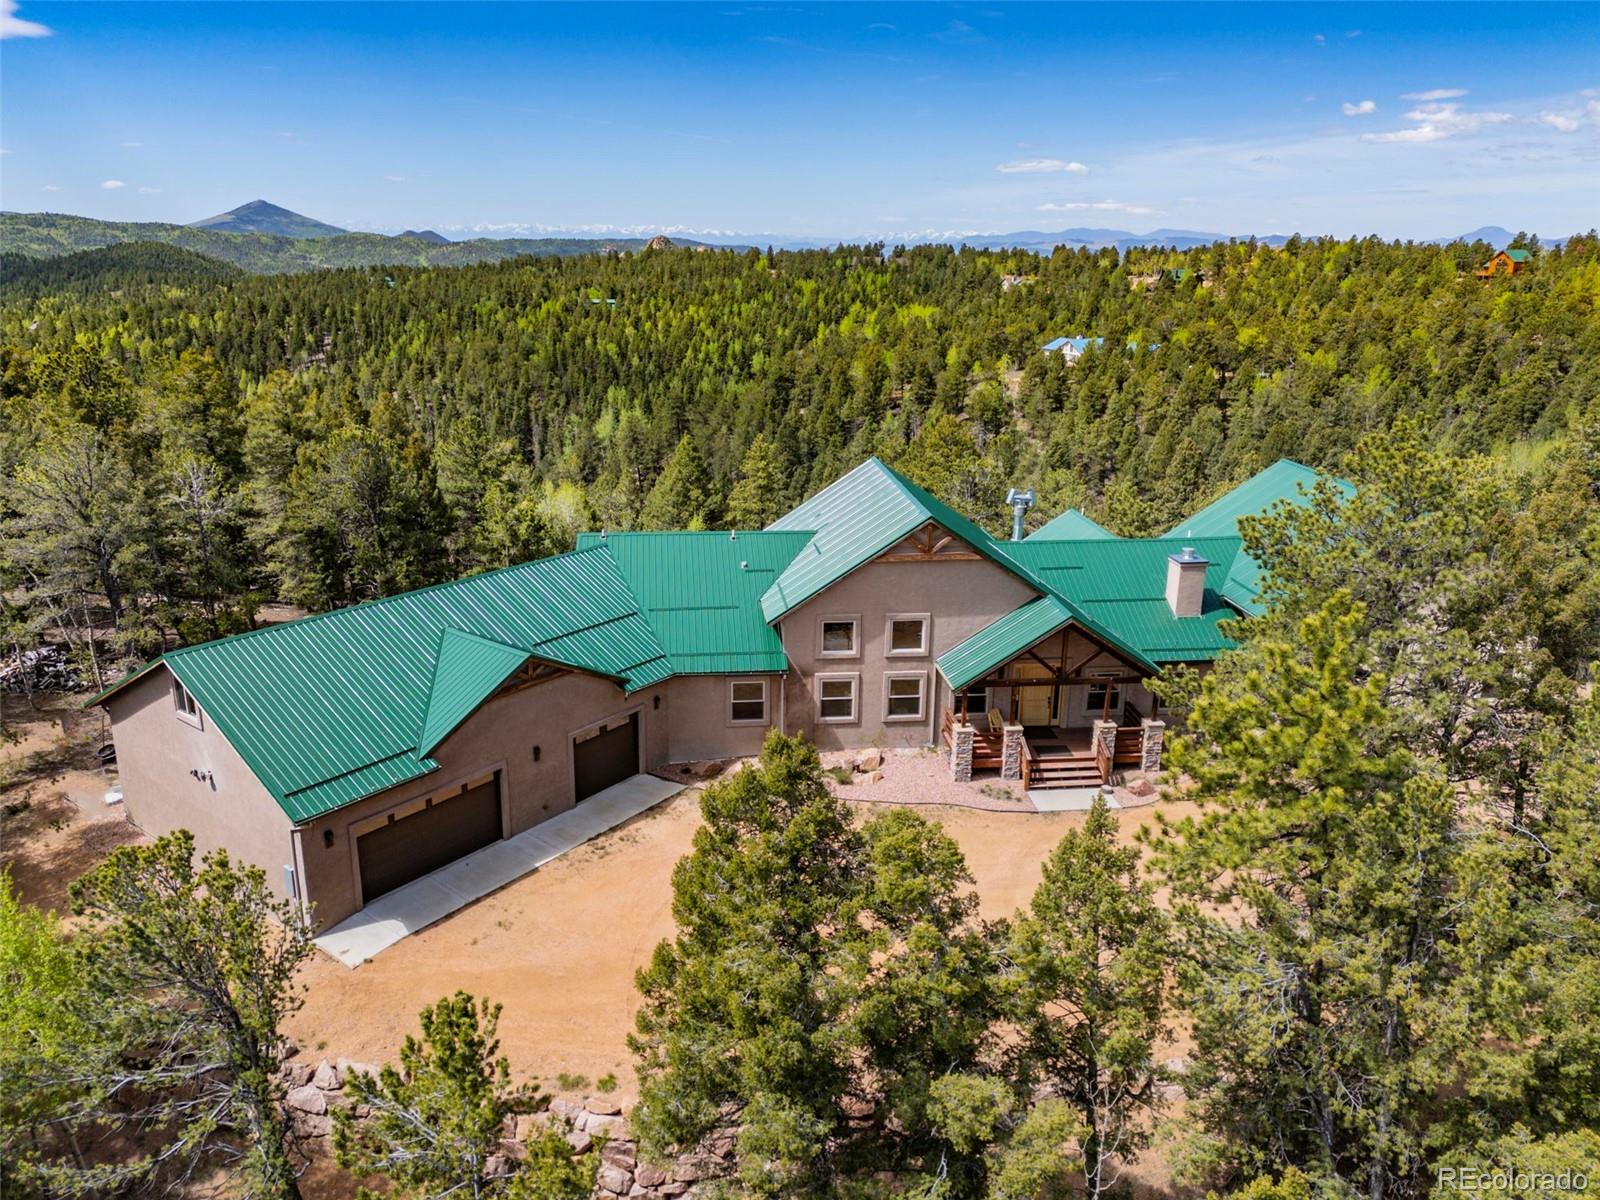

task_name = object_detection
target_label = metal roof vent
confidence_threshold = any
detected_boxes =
[1005,488,1036,542]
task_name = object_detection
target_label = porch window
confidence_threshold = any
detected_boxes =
[885,613,930,657]
[173,679,202,727]
[1086,675,1122,718]
[728,679,768,725]
[819,616,860,658]
[884,671,927,721]
[817,673,859,722]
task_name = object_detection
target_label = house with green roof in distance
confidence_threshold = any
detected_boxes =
[91,455,1340,936]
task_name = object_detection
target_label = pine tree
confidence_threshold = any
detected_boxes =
[639,434,712,530]
[724,433,787,529]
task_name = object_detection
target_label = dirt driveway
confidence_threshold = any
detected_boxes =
[288,788,1196,1104]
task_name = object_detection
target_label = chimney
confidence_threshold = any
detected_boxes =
[1165,546,1208,617]
[1005,488,1036,541]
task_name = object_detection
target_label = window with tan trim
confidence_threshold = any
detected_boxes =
[884,671,927,721]
[728,678,768,725]
[173,678,202,728]
[885,613,930,657]
[818,616,860,658]
[816,673,859,723]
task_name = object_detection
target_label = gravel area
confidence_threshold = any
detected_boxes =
[825,746,1033,812]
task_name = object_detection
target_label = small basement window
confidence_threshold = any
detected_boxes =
[173,678,202,727]
[728,679,768,725]
[884,671,927,721]
[817,674,859,723]
[885,614,930,657]
[819,616,860,658]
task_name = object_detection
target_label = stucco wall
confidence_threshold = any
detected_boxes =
[665,673,777,762]
[105,668,297,901]
[295,671,670,928]
[777,552,1038,750]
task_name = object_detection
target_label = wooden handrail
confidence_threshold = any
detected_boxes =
[1094,736,1111,783]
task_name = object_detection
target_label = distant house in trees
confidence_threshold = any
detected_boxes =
[92,457,1344,939]
[1000,274,1036,291]
[1475,248,1532,278]
[1041,335,1105,363]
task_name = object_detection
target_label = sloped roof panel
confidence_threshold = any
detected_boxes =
[415,630,534,758]
[937,596,1074,691]
[760,458,1050,623]
[1026,508,1118,541]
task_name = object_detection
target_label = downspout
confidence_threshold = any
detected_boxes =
[289,825,312,925]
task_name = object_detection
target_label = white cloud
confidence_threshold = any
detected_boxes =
[383,174,407,182]
[1037,200,1155,216]
[0,147,9,156]
[137,186,161,194]
[100,179,126,190]
[1538,111,1581,133]
[1361,102,1511,144]
[1314,33,1326,46]
[1,0,51,39]
[997,158,1088,174]
[40,184,59,192]
[1401,88,1467,101]
[1341,100,1377,117]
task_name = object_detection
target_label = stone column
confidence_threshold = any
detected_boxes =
[949,723,974,782]
[1140,718,1166,773]
[1000,723,1024,781]
[1091,719,1118,781]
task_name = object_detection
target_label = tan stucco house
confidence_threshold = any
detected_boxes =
[93,456,1331,929]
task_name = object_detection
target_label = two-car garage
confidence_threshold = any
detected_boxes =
[351,709,643,906]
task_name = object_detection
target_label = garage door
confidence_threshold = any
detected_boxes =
[357,775,502,903]
[574,712,639,803]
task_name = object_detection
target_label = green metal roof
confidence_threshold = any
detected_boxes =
[761,457,1045,622]
[1504,248,1533,262]
[95,547,672,823]
[1026,508,1118,541]
[1166,460,1353,614]
[938,596,1074,691]
[937,536,1243,689]
[416,629,541,758]
[576,531,813,674]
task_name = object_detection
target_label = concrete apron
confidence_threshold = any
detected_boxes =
[1027,786,1119,813]
[313,773,687,967]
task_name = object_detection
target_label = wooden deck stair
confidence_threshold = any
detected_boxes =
[1027,751,1103,789]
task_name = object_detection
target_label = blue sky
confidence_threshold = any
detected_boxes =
[2,2,1596,240]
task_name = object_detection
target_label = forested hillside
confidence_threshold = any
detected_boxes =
[0,211,732,273]
[1,233,1597,674]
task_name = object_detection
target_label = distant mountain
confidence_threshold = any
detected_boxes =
[188,199,348,239]
[398,229,451,244]
[0,212,744,274]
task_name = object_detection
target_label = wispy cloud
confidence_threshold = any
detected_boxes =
[137,186,161,194]
[1,0,51,39]
[997,157,1088,174]
[1401,88,1467,102]
[1313,33,1326,46]
[100,179,126,190]
[1341,100,1377,117]
[1361,101,1511,144]
[1038,200,1155,216]
[1537,111,1581,133]
[383,174,407,182]
[40,184,59,192]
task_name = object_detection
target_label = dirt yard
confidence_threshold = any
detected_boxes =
[1,694,144,913]
[287,780,1199,1107]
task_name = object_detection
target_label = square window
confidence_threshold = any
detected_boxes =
[886,614,930,656]
[885,673,926,720]
[729,679,768,725]
[820,618,859,657]
[817,675,858,722]
[1086,678,1122,716]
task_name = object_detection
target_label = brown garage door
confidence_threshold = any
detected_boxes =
[574,713,639,803]
[357,775,502,903]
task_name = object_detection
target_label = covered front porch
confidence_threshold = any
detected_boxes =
[936,598,1167,791]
